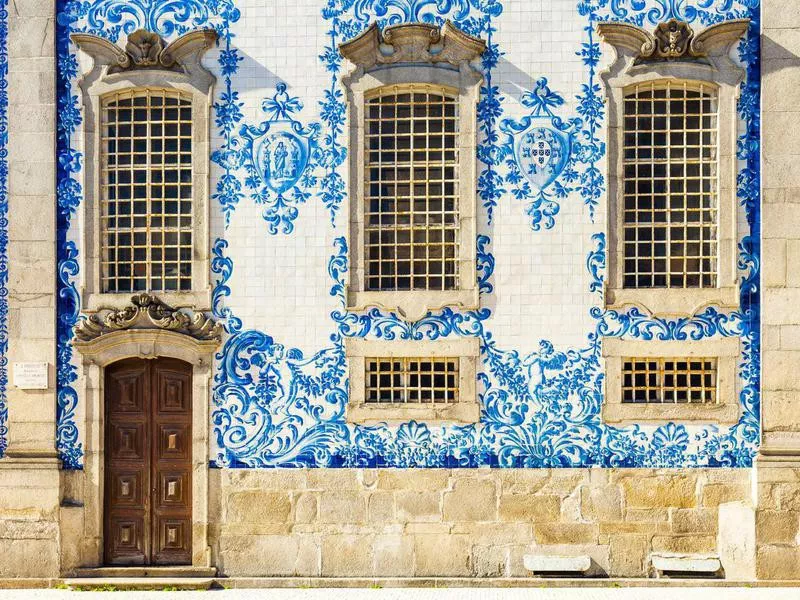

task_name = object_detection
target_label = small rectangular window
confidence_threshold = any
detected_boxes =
[345,338,479,423]
[621,357,717,404]
[622,81,718,290]
[364,85,460,292]
[100,89,193,293]
[365,357,459,404]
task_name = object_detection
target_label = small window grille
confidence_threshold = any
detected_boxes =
[100,89,193,293]
[622,81,718,289]
[364,84,460,292]
[621,358,718,404]
[365,357,459,404]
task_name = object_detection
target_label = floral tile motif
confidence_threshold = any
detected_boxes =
[0,0,8,458]
[49,0,761,469]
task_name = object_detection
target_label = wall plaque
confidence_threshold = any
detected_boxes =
[13,362,49,390]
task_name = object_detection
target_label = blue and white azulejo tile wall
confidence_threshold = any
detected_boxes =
[48,0,761,470]
[0,0,8,461]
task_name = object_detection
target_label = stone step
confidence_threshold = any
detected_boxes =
[523,554,593,576]
[64,577,214,591]
[650,553,722,578]
[73,566,216,578]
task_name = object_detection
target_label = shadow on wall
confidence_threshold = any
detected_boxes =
[213,47,282,97]
[495,57,538,103]
[760,34,799,73]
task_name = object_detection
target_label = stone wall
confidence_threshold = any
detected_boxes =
[756,0,800,581]
[210,468,753,578]
[756,465,800,580]
[0,462,61,577]
[0,0,63,581]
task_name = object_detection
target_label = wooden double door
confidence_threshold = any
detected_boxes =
[104,357,193,565]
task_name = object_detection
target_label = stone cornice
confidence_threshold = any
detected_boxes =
[339,20,485,70]
[74,293,222,343]
[597,17,749,65]
[71,28,218,75]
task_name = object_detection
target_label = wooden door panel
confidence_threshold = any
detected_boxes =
[111,471,144,506]
[110,371,147,413]
[158,372,190,412]
[108,517,147,563]
[109,423,147,460]
[157,471,189,505]
[157,424,190,460]
[153,516,191,565]
[151,359,192,565]
[105,359,150,566]
[105,357,192,566]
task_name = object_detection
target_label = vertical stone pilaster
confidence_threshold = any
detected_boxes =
[5,0,58,457]
[757,0,800,580]
[0,0,63,578]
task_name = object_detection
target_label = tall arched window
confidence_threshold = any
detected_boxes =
[72,28,216,311]
[101,89,193,293]
[598,18,749,426]
[364,84,460,293]
[340,21,484,322]
[622,80,718,290]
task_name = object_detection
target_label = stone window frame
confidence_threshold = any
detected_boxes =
[345,337,480,424]
[602,337,740,425]
[598,19,750,315]
[340,22,485,322]
[71,29,217,313]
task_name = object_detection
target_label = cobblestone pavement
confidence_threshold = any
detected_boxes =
[1,588,800,599]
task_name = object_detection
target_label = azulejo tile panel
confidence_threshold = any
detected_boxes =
[0,0,8,459]
[50,0,761,469]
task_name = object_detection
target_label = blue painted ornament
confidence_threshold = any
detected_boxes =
[502,78,580,194]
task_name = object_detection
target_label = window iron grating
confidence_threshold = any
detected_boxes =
[365,356,459,404]
[621,357,718,404]
[100,88,193,293]
[364,84,460,292]
[622,80,718,289]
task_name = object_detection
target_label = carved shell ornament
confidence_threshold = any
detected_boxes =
[124,29,173,68]
[596,17,750,65]
[74,294,222,342]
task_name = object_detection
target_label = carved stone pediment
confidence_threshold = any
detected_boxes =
[597,17,750,65]
[339,20,485,71]
[71,28,217,75]
[74,294,222,342]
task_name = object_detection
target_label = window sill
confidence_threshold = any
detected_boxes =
[347,402,480,425]
[605,285,739,316]
[602,401,740,426]
[346,288,480,322]
[83,289,212,313]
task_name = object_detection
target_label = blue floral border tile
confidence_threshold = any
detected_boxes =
[48,0,761,470]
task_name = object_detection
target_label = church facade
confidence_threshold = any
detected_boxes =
[1,0,799,582]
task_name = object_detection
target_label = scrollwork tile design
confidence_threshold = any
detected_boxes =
[54,0,240,467]
[215,83,324,233]
[50,0,761,469]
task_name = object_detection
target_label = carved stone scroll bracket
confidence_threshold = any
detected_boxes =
[71,28,218,76]
[74,293,222,343]
[339,20,486,72]
[597,17,750,67]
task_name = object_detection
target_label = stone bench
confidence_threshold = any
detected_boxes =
[650,553,723,578]
[523,554,593,576]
